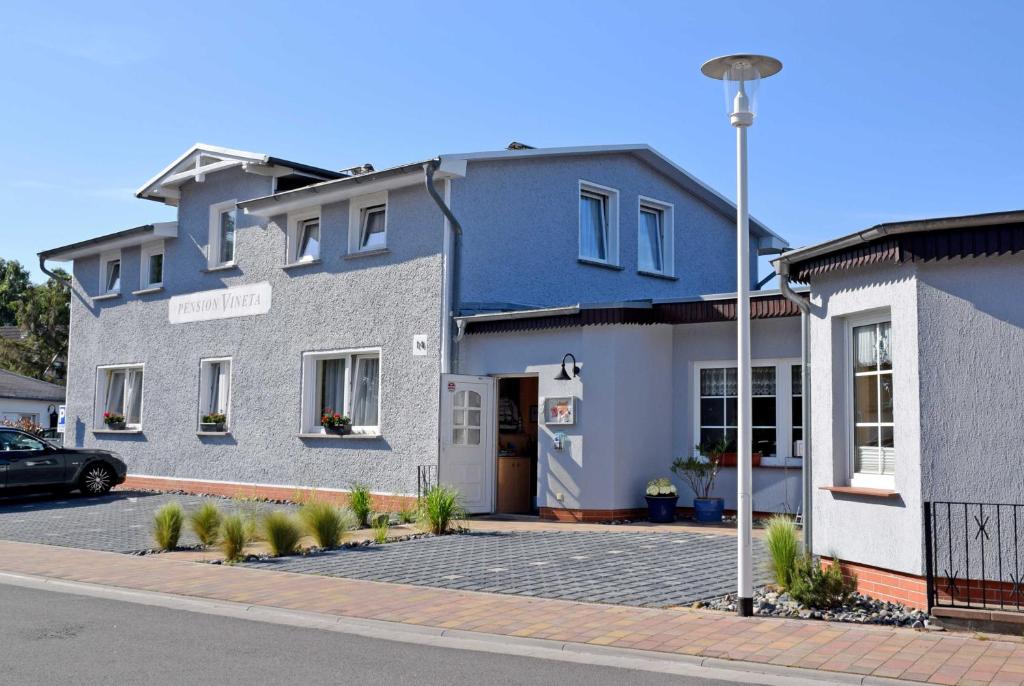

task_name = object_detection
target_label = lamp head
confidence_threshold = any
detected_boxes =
[555,353,580,381]
[701,54,782,127]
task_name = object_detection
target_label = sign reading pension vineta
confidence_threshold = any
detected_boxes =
[168,282,272,324]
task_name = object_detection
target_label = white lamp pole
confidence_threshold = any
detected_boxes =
[701,54,782,618]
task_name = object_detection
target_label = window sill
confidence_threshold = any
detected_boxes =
[638,269,678,281]
[132,286,164,296]
[203,263,239,273]
[820,485,900,498]
[92,428,143,435]
[197,431,231,437]
[92,292,122,301]
[297,432,383,440]
[344,248,390,260]
[281,259,321,270]
[577,257,623,271]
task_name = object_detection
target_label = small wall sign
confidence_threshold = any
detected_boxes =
[412,334,428,356]
[542,396,575,425]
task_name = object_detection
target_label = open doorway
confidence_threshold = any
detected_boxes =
[495,376,539,515]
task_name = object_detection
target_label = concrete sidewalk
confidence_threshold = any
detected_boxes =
[0,539,1022,685]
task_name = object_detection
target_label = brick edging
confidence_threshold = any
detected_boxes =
[120,475,417,512]
[821,557,928,610]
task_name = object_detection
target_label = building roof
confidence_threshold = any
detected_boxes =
[39,222,178,262]
[456,289,806,335]
[0,369,65,402]
[773,210,1024,283]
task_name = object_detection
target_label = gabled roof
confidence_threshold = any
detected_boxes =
[773,210,1024,282]
[136,143,344,206]
[40,222,178,262]
[0,369,65,402]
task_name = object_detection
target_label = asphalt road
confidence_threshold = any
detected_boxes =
[0,584,741,686]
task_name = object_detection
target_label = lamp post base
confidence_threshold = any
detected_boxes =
[736,596,754,617]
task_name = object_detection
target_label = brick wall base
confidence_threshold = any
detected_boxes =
[821,557,928,610]
[119,475,417,513]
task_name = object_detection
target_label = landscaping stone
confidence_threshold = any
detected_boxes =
[704,587,932,628]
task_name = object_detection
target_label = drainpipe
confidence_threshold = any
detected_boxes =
[38,255,71,287]
[423,159,463,374]
[777,261,813,555]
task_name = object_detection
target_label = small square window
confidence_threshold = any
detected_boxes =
[99,251,122,295]
[349,192,388,254]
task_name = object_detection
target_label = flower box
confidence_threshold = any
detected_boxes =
[325,424,352,436]
[199,422,226,433]
[105,421,126,431]
[719,451,763,467]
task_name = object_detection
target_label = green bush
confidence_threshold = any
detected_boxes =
[348,483,372,527]
[398,508,417,524]
[418,485,465,535]
[299,501,355,549]
[373,516,390,544]
[152,502,184,551]
[219,513,252,563]
[189,502,223,548]
[262,511,303,557]
[789,556,858,609]
[764,515,800,590]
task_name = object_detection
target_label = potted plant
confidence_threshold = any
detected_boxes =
[200,412,227,432]
[644,478,679,523]
[321,409,351,435]
[671,437,729,523]
[102,412,126,430]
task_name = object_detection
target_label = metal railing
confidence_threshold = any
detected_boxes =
[417,464,437,500]
[924,501,1024,613]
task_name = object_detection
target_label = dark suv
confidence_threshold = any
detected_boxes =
[0,428,127,496]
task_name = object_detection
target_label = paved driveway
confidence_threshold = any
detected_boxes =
[0,491,282,554]
[246,530,771,608]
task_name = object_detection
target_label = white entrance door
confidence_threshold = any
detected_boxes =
[439,375,494,514]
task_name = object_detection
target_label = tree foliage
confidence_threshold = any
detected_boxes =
[0,259,31,326]
[0,265,69,383]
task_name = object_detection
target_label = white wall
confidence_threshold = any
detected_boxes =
[809,263,924,575]
[0,399,58,426]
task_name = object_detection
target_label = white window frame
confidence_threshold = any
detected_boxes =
[845,312,896,489]
[286,207,322,265]
[94,363,145,430]
[198,357,232,431]
[208,199,238,269]
[637,196,675,276]
[300,347,382,435]
[692,358,801,463]
[348,191,388,254]
[578,180,620,266]
[99,250,122,295]
[139,240,165,289]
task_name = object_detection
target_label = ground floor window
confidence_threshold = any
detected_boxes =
[96,364,144,429]
[301,349,381,434]
[199,358,231,430]
[849,317,895,486]
[695,360,801,459]
[792,364,803,454]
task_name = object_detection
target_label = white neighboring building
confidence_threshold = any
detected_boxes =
[0,369,65,427]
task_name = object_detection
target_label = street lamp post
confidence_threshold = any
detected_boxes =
[701,54,782,618]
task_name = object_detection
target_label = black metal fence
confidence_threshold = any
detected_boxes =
[417,464,437,500]
[924,501,1024,613]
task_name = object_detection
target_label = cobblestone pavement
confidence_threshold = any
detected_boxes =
[245,530,771,607]
[0,491,284,553]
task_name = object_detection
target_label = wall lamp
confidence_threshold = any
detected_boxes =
[554,353,580,381]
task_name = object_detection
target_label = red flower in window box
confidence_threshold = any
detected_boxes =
[321,408,351,434]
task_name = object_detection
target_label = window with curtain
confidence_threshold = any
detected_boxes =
[104,259,121,293]
[698,365,777,456]
[219,208,236,264]
[638,205,664,273]
[317,358,345,423]
[791,364,803,455]
[99,366,144,427]
[297,218,320,262]
[852,320,895,480]
[579,190,608,261]
[199,359,231,428]
[302,350,382,434]
[351,355,380,428]
[360,205,386,250]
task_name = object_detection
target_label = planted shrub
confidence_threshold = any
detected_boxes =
[299,501,355,549]
[262,511,303,557]
[398,508,417,524]
[418,485,465,535]
[789,556,858,609]
[764,515,800,590]
[219,513,252,563]
[348,483,373,527]
[189,502,223,548]
[373,516,390,544]
[152,502,184,551]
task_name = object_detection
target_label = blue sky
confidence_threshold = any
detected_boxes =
[2,0,1021,282]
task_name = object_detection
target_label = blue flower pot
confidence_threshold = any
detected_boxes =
[693,497,725,523]
[645,495,678,523]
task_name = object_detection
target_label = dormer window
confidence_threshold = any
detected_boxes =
[208,199,238,269]
[298,218,320,261]
[140,241,165,289]
[100,251,121,295]
[286,208,321,266]
[349,192,388,254]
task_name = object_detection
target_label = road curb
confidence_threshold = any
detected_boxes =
[0,570,922,686]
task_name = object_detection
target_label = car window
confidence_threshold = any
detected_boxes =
[0,431,47,451]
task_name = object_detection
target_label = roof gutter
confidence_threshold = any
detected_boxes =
[38,255,70,287]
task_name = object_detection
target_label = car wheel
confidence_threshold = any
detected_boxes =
[79,464,115,496]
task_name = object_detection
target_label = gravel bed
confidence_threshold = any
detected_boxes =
[702,587,933,628]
